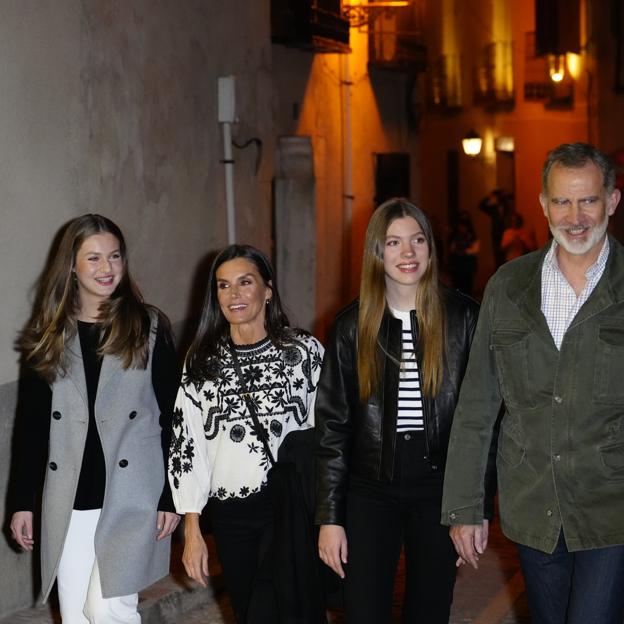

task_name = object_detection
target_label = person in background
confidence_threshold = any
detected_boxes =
[448,210,480,296]
[500,211,535,262]
[479,188,514,268]
[168,244,323,624]
[315,198,496,623]
[442,143,624,624]
[10,214,180,624]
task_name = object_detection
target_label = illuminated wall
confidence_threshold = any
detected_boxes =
[420,0,590,291]
[272,5,421,336]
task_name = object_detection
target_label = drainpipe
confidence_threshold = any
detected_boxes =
[341,54,354,292]
[218,76,237,244]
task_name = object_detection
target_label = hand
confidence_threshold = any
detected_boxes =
[182,513,209,587]
[156,511,181,541]
[10,511,34,551]
[450,520,489,569]
[318,524,348,579]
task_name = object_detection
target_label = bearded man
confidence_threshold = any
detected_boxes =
[442,143,624,624]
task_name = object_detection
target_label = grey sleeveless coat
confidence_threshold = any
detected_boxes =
[40,318,170,600]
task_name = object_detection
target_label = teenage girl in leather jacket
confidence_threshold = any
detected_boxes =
[315,198,495,623]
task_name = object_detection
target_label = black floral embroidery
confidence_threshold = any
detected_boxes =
[230,424,245,442]
[282,347,302,367]
[243,365,264,386]
[169,336,324,499]
[248,441,260,454]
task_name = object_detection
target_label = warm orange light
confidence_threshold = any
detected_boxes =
[566,52,581,80]
[549,54,566,83]
[462,130,483,156]
[344,1,409,6]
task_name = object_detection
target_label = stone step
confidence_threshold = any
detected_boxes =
[0,539,224,624]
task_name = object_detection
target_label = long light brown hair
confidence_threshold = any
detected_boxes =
[358,198,445,401]
[19,214,153,381]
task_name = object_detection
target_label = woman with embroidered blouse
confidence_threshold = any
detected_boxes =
[168,244,323,623]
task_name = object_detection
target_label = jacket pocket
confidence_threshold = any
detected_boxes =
[593,326,624,404]
[490,329,535,409]
[599,443,624,476]
[497,429,526,468]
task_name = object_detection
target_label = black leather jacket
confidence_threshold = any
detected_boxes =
[315,286,496,526]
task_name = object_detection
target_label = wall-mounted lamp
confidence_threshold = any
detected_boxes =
[495,136,515,153]
[548,54,566,83]
[462,130,483,156]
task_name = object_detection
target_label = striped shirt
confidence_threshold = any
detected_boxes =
[390,308,424,432]
[541,237,609,350]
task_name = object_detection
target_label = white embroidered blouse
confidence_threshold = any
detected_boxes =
[168,332,323,512]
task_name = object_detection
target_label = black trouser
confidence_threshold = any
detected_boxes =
[344,433,457,624]
[210,490,278,624]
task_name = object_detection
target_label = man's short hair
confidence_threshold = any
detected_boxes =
[541,143,616,195]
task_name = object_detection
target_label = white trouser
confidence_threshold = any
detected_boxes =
[57,509,140,624]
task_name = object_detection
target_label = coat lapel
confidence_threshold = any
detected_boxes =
[65,331,88,408]
[505,245,556,348]
[97,353,123,398]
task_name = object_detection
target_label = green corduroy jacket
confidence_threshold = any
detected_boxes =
[442,235,624,553]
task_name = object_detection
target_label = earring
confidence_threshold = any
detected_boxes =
[266,299,271,305]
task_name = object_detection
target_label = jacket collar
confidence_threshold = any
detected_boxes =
[505,235,624,339]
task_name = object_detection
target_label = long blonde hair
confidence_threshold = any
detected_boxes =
[358,198,445,401]
[19,214,153,382]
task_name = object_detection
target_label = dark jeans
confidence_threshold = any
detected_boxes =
[210,490,278,624]
[517,530,624,624]
[344,433,457,624]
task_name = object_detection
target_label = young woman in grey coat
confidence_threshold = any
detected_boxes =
[10,214,180,624]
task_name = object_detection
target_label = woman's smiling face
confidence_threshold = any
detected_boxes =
[216,257,272,342]
[73,232,123,315]
[383,216,430,296]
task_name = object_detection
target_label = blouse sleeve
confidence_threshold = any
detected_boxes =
[306,336,325,426]
[167,368,212,514]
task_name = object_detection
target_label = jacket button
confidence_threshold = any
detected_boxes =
[52,411,61,420]
[49,462,57,470]
[449,512,457,520]
[546,509,553,516]
[129,411,137,420]
[119,459,128,468]
[554,454,561,461]
[554,396,563,404]
[404,433,411,441]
